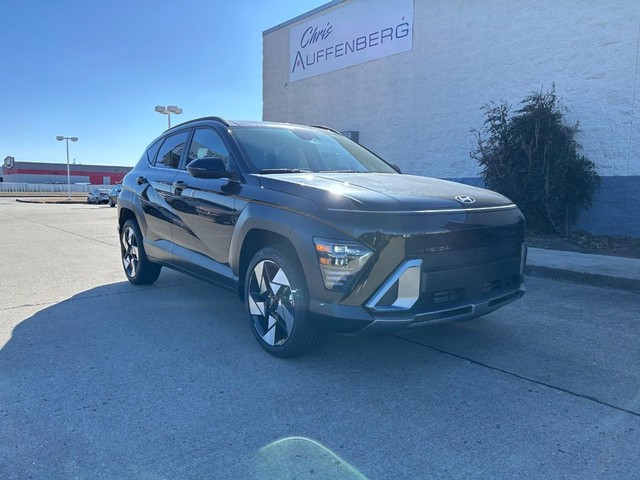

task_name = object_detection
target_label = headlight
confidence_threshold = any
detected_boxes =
[313,237,373,290]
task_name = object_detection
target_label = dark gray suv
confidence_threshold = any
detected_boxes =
[118,117,526,357]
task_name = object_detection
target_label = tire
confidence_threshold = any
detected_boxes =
[120,219,162,285]
[245,246,321,358]
[87,198,91,204]
[109,199,115,207]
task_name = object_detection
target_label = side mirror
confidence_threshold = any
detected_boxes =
[187,157,235,179]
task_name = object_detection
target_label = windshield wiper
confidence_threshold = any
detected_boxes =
[258,168,311,174]
[318,169,364,173]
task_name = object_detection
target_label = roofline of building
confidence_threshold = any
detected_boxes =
[262,0,345,36]
[3,161,133,171]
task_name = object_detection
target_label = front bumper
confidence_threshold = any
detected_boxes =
[293,206,527,334]
[309,248,527,335]
[309,283,525,335]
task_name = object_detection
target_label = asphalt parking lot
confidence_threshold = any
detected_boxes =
[0,199,639,479]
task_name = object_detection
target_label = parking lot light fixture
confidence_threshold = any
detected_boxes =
[155,105,183,129]
[56,136,79,199]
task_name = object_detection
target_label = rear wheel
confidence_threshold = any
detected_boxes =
[245,246,320,358]
[120,219,161,285]
[109,199,115,207]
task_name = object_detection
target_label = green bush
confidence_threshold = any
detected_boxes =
[471,86,600,234]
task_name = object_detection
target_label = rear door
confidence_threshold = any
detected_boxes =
[137,130,189,250]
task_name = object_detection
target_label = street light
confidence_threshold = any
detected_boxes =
[155,105,183,129]
[56,136,78,200]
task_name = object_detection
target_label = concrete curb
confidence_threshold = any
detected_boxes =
[525,265,640,293]
[525,247,640,294]
[15,198,90,205]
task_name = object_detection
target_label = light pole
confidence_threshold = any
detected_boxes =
[155,105,183,129]
[56,136,78,199]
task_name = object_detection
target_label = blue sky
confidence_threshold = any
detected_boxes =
[0,0,327,166]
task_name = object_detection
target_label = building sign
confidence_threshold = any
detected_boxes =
[3,156,14,169]
[289,0,413,82]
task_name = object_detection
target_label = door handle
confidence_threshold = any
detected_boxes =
[136,176,148,185]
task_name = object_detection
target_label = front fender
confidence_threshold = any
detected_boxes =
[229,202,308,275]
[229,202,362,304]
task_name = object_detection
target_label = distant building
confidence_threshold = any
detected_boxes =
[1,161,132,185]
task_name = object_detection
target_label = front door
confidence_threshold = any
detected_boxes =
[169,128,242,285]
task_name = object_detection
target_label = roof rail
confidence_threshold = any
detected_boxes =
[172,116,231,128]
[311,125,341,135]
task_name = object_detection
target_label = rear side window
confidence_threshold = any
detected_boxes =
[145,139,162,164]
[154,131,189,169]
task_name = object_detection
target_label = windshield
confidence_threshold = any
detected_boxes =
[231,126,397,174]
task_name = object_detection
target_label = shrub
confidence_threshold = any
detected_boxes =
[471,86,600,234]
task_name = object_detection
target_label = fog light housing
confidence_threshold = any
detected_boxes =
[313,237,373,290]
[366,260,423,311]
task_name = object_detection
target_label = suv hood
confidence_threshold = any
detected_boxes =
[257,173,514,212]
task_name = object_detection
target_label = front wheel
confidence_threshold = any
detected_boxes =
[109,199,115,207]
[120,219,161,285]
[245,246,320,358]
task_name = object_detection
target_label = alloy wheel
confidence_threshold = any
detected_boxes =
[248,259,295,346]
[121,226,140,278]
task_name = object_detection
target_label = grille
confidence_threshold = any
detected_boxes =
[433,287,466,305]
[483,275,519,294]
[414,261,522,311]
[408,232,521,271]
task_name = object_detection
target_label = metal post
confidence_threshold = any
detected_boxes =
[65,138,71,199]
[167,113,171,129]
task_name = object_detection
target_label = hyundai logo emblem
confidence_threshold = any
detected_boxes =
[455,195,476,204]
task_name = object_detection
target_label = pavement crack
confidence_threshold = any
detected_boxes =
[395,334,640,418]
[0,302,57,312]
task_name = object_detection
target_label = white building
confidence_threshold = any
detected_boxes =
[263,0,640,237]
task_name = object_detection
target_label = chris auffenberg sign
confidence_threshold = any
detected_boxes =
[289,0,413,82]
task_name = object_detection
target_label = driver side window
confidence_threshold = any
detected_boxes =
[186,129,231,169]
